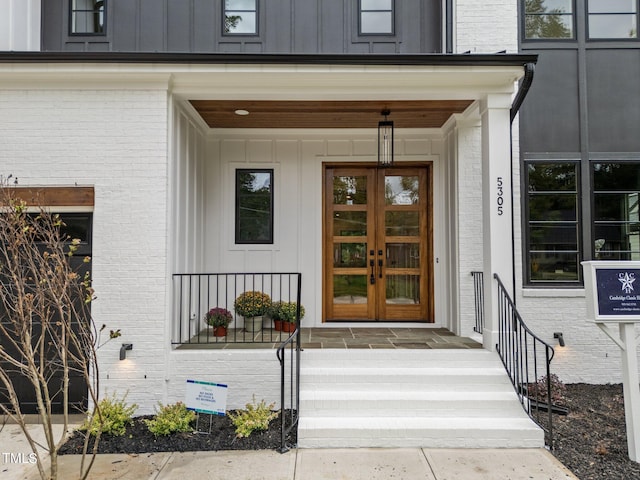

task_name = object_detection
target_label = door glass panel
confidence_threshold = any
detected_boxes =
[333,275,368,303]
[385,211,419,236]
[334,243,367,268]
[386,243,420,268]
[386,275,420,304]
[334,176,367,205]
[384,175,419,205]
[334,211,367,236]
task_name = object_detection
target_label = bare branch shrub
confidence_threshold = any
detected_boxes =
[0,182,117,480]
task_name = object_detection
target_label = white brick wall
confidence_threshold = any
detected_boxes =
[0,88,169,412]
[455,0,518,53]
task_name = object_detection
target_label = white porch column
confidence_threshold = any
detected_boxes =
[480,94,514,351]
[0,0,41,51]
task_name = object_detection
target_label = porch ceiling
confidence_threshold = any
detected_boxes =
[189,99,475,129]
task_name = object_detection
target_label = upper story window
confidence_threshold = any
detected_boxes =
[523,0,574,39]
[588,0,638,39]
[224,0,258,35]
[70,0,105,35]
[359,0,394,35]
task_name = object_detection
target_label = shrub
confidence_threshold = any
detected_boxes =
[269,301,305,323]
[528,373,567,405]
[81,393,138,437]
[228,396,278,438]
[145,402,196,437]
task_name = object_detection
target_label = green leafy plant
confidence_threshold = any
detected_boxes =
[234,291,272,318]
[269,301,304,323]
[228,396,278,438]
[204,307,233,328]
[144,402,196,437]
[81,393,138,437]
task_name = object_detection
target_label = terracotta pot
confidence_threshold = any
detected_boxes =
[213,326,227,337]
[273,319,283,331]
[282,321,296,333]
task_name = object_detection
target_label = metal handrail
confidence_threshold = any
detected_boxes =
[276,277,302,453]
[471,271,484,333]
[493,273,556,449]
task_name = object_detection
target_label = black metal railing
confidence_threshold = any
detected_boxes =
[494,273,556,449]
[276,316,301,453]
[172,272,302,345]
[471,271,484,333]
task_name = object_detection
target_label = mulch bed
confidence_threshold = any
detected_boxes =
[59,411,296,455]
[550,384,640,480]
[59,385,640,479]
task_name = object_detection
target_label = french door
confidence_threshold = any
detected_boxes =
[323,165,433,322]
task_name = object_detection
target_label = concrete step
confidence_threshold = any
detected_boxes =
[297,416,545,449]
[299,390,525,417]
[297,348,545,448]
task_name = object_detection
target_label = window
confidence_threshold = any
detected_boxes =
[224,0,257,35]
[524,0,574,39]
[525,162,581,284]
[235,169,273,244]
[70,0,105,35]
[592,163,640,260]
[588,0,638,39]
[359,0,394,35]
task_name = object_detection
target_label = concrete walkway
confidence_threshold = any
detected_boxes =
[1,425,578,480]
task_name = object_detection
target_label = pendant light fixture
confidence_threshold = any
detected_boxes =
[378,109,394,167]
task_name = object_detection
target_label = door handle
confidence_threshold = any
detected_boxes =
[378,258,383,278]
[370,259,375,284]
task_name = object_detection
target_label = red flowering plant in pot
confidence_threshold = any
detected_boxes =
[204,307,233,337]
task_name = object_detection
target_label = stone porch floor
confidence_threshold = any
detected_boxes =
[178,327,482,350]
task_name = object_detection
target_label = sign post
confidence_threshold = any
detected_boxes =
[185,379,228,434]
[582,261,640,462]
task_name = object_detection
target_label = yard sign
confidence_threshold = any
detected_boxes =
[185,379,228,416]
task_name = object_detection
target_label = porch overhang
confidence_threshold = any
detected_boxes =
[0,52,537,130]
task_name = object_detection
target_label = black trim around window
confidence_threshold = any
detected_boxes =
[69,0,106,36]
[586,0,639,40]
[524,160,582,286]
[358,0,395,36]
[235,169,274,244]
[522,0,576,41]
[223,0,259,36]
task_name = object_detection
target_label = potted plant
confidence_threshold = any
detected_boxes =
[205,307,233,337]
[280,301,305,333]
[269,301,285,331]
[234,291,272,333]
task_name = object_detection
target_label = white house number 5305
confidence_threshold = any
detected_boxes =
[497,177,504,216]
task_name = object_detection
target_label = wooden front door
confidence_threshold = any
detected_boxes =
[323,165,433,322]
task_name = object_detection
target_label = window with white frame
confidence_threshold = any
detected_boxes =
[70,0,105,35]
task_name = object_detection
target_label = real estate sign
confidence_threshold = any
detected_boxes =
[582,261,640,462]
[185,379,228,416]
[583,261,640,322]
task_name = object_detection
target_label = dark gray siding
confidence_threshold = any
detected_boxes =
[41,0,442,54]
[519,50,580,153]
[586,49,640,153]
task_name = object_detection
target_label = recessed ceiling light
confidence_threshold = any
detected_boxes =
[234,109,250,116]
